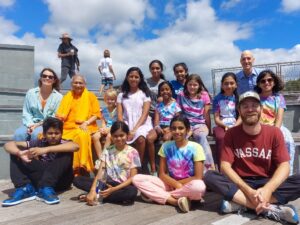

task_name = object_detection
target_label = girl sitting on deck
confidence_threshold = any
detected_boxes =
[133,115,206,213]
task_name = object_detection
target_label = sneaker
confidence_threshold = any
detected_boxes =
[178,197,191,213]
[264,204,299,224]
[2,183,36,207]
[220,200,246,214]
[37,187,60,205]
[140,193,153,203]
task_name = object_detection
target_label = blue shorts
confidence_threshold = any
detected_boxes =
[102,77,113,86]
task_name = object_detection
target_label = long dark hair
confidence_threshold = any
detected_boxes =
[220,72,239,119]
[121,67,151,98]
[254,69,284,94]
[183,74,210,98]
[38,68,60,91]
[149,59,166,80]
[173,62,189,79]
[158,81,174,97]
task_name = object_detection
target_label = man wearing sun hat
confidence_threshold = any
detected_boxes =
[204,91,300,224]
[57,33,80,84]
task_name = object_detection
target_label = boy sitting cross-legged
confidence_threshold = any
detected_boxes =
[2,117,79,206]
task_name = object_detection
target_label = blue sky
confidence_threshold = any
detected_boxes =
[1,0,300,90]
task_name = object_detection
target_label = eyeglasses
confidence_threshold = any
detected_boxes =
[260,78,273,84]
[41,74,55,80]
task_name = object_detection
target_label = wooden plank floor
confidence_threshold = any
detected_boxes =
[0,179,299,225]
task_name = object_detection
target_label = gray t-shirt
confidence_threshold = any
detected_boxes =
[146,77,165,118]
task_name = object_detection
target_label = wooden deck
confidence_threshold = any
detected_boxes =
[0,180,299,225]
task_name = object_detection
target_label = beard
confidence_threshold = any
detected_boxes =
[240,111,261,126]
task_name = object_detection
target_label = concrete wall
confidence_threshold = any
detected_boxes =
[0,44,34,90]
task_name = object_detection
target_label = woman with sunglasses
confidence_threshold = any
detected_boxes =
[14,68,62,142]
[254,69,295,174]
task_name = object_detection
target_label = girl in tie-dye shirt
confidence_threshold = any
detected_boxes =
[73,121,141,205]
[133,115,206,213]
[255,69,295,174]
[212,72,241,169]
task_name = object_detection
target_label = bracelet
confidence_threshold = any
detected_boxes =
[154,125,161,130]
[84,121,90,125]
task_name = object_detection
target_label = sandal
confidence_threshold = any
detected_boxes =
[77,193,87,202]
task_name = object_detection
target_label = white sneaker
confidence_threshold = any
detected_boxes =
[220,200,246,214]
[265,204,299,224]
[178,197,191,213]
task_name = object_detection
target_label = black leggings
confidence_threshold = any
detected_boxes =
[73,176,138,203]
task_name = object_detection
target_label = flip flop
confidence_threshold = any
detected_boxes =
[77,193,87,202]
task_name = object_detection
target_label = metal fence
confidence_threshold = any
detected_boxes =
[211,61,300,96]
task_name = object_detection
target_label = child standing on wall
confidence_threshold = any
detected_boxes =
[98,49,116,95]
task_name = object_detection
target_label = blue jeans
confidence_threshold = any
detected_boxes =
[13,125,43,141]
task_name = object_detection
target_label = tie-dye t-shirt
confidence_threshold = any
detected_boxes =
[260,93,286,126]
[158,141,205,180]
[212,93,237,127]
[100,145,141,183]
[176,91,211,126]
[156,101,181,127]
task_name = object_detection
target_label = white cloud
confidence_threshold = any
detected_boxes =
[1,0,300,91]
[220,0,241,9]
[281,0,300,13]
[0,0,14,7]
[43,0,154,38]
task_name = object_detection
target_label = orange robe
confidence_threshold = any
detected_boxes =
[56,88,101,173]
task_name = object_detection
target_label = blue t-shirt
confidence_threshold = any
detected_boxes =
[212,93,237,127]
[170,80,184,99]
[158,141,205,180]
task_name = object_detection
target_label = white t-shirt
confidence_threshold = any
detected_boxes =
[98,57,113,78]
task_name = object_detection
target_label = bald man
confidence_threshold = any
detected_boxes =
[236,50,260,94]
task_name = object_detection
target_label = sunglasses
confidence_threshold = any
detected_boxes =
[41,74,55,80]
[260,78,273,84]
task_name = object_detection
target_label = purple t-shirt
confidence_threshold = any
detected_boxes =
[26,138,66,162]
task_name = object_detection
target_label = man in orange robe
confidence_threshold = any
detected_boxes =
[56,75,101,175]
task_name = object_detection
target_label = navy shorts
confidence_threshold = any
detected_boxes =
[102,77,113,86]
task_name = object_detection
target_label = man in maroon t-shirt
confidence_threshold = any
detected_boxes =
[204,91,300,224]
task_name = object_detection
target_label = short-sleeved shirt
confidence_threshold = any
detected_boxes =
[212,93,237,127]
[221,124,289,178]
[158,141,205,180]
[260,93,286,126]
[146,78,165,116]
[156,101,181,127]
[236,68,260,94]
[101,107,117,128]
[98,57,113,78]
[176,91,211,126]
[26,138,67,162]
[57,43,78,68]
[170,80,184,99]
[100,145,141,183]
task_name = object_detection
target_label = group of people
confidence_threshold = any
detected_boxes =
[2,45,300,224]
